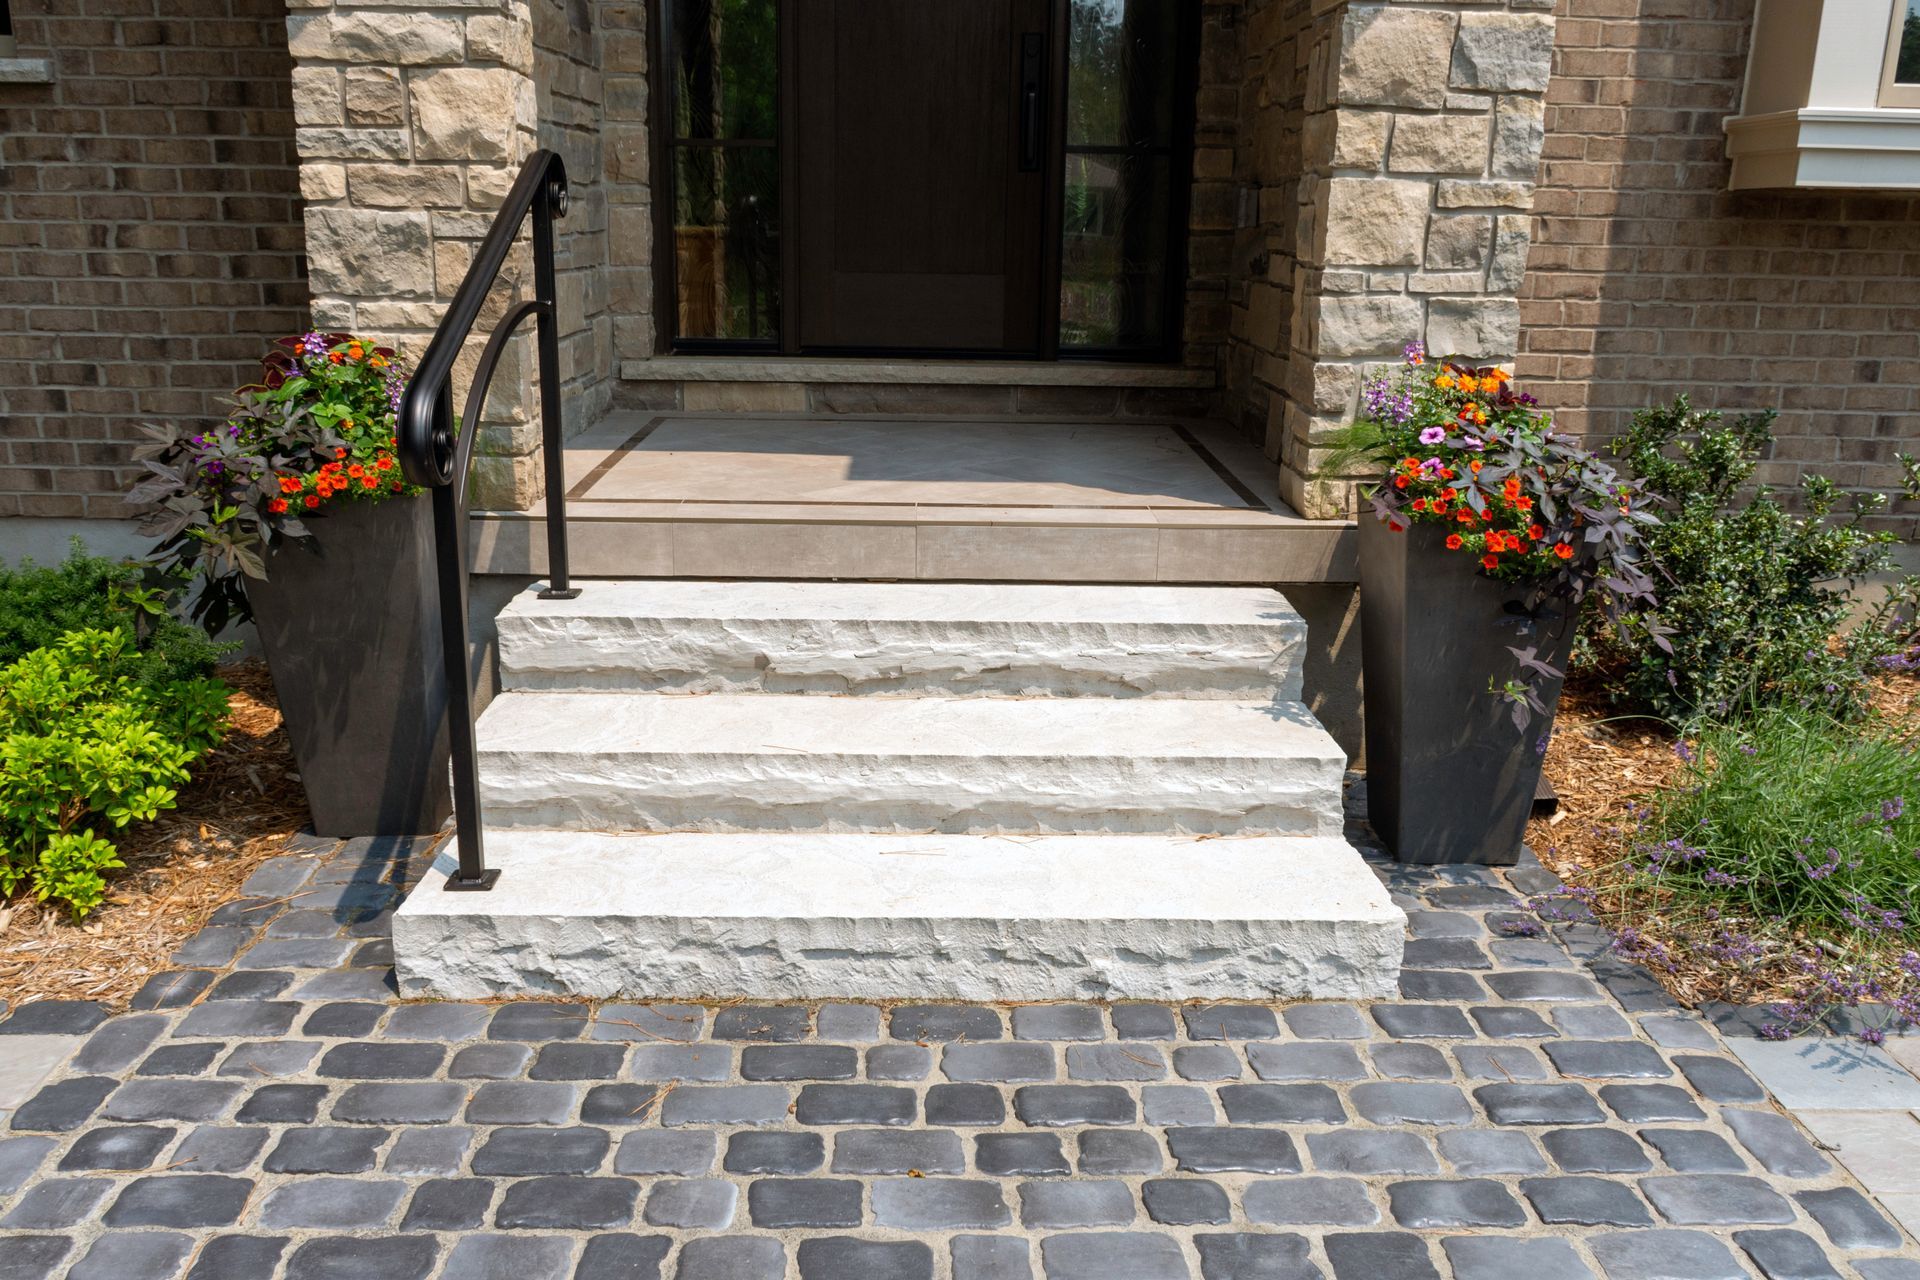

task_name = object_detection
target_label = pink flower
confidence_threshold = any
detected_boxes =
[1419,426,1445,445]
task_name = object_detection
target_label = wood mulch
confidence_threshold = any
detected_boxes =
[0,661,310,1013]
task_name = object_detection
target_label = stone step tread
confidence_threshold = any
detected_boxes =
[394,831,1405,1002]
[496,581,1306,699]
[475,690,1340,760]
[499,580,1304,627]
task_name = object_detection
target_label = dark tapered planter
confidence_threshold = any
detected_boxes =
[246,495,452,837]
[1359,516,1576,865]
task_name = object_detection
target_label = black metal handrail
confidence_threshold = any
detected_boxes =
[398,148,579,892]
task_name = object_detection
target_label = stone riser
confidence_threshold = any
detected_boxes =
[499,621,1300,700]
[393,832,1406,1002]
[472,691,1348,838]
[493,582,1307,700]
[476,753,1344,837]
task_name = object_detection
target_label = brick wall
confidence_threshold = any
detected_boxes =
[1518,0,1920,541]
[0,0,307,519]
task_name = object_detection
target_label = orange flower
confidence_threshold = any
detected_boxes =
[347,463,366,478]
[1456,509,1476,525]
[360,474,378,489]
[1481,554,1499,570]
[1435,374,1454,390]
[329,352,343,364]
[1528,523,1544,539]
[1445,534,1464,550]
[1393,476,1409,489]
[334,447,347,460]
[1469,460,1483,474]
[268,497,288,514]
[1411,498,1428,512]
[1473,411,1487,425]
[1432,500,1449,514]
[347,343,364,359]
[1515,496,1533,511]
[375,456,394,471]
[303,494,320,509]
[1440,487,1458,501]
[1553,542,1574,559]
[278,475,301,494]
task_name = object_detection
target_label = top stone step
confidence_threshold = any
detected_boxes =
[497,581,1306,699]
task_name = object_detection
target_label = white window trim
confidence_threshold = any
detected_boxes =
[1726,0,1920,188]
[1886,0,1920,108]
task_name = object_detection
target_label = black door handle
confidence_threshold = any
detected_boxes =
[1019,33,1043,172]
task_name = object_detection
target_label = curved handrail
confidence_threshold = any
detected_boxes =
[396,149,579,892]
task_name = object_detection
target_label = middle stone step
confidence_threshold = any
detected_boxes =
[474,691,1347,836]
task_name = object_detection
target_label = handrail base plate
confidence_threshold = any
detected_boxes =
[537,587,583,600]
[444,869,503,892]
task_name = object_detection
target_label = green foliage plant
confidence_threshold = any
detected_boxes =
[0,542,229,682]
[1588,396,1918,721]
[0,629,230,918]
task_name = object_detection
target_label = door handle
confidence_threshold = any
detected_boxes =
[1019,33,1043,172]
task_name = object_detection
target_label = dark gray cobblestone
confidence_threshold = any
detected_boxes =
[0,834,1912,1278]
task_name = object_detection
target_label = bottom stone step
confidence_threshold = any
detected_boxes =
[393,831,1405,1002]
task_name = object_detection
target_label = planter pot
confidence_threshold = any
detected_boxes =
[1359,516,1576,865]
[245,495,452,837]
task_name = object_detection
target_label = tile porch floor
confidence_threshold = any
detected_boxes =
[1,791,1917,1280]
[468,413,1355,583]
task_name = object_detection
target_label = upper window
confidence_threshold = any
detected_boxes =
[1884,0,1920,106]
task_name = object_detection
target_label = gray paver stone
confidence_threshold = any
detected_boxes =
[1247,1042,1366,1081]
[1521,1176,1654,1226]
[1013,1005,1104,1041]
[1141,1177,1230,1225]
[1794,1185,1904,1248]
[1589,1228,1748,1280]
[1441,1236,1596,1280]
[1244,1175,1379,1226]
[1039,1231,1189,1280]
[874,1177,1013,1228]
[1018,1178,1134,1227]
[257,1176,407,1228]
[832,1128,964,1174]
[1167,1127,1300,1174]
[1323,1232,1441,1280]
[952,1234,1033,1280]
[797,1237,934,1280]
[723,1131,823,1174]
[1193,1233,1320,1280]
[945,1043,1058,1082]
[619,1129,720,1175]
[495,1175,641,1230]
[746,1177,864,1228]
[471,1126,610,1175]
[1437,1128,1545,1175]
[1306,1129,1440,1174]
[675,1237,785,1280]
[1730,1228,1844,1280]
[439,1234,573,1280]
[1640,1174,1796,1225]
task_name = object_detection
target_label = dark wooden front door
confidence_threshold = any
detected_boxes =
[792,0,1052,354]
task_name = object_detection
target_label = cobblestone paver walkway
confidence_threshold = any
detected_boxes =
[2,814,1917,1279]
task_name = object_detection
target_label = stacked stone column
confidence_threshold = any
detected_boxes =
[1277,0,1555,518]
[286,0,545,508]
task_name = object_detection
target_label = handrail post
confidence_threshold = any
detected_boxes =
[533,170,580,602]
[398,150,574,894]
[433,383,497,891]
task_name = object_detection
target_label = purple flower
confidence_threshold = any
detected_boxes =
[1673,740,1695,764]
[1419,426,1445,445]
[1463,435,1484,450]
[1883,797,1906,823]
[1403,339,1426,366]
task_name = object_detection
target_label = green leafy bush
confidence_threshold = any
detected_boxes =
[0,629,230,918]
[0,544,229,683]
[1585,397,1917,721]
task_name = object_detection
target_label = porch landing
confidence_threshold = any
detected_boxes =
[470,412,1355,584]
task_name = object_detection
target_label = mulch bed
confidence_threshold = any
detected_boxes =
[0,661,310,1012]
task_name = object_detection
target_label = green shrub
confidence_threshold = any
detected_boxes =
[0,543,229,684]
[0,629,230,918]
[1585,397,1917,721]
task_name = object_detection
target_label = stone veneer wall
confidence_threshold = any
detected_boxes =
[534,0,615,434]
[1517,0,1919,541]
[0,0,307,519]
[1222,0,1311,444]
[288,0,612,510]
[1270,0,1557,518]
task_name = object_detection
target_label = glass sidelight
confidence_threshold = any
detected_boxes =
[1059,0,1185,354]
[665,0,780,342]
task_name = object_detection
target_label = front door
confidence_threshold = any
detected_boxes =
[792,0,1051,353]
[655,0,1195,360]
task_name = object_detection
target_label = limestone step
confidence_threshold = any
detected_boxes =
[393,831,1405,1001]
[495,580,1306,699]
[473,690,1347,836]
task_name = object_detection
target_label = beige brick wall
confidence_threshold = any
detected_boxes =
[0,0,307,519]
[1519,0,1920,541]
